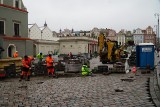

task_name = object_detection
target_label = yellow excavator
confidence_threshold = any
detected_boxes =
[98,33,119,64]
[98,33,128,64]
[115,44,128,58]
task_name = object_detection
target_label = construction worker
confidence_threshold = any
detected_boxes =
[19,55,31,81]
[46,54,55,77]
[68,52,73,58]
[81,63,92,76]
[28,56,35,67]
[13,51,18,58]
[37,52,44,62]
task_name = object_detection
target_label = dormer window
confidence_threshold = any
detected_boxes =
[15,1,19,8]
[0,0,3,4]
[13,0,21,9]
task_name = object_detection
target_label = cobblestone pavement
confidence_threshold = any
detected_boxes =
[0,72,157,107]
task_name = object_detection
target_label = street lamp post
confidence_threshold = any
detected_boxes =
[154,25,158,45]
[155,13,159,46]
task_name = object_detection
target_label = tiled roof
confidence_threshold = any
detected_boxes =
[0,4,28,13]
[39,26,45,30]
[28,24,35,29]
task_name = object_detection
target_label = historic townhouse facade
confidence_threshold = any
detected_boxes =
[117,29,126,45]
[133,28,144,45]
[28,24,156,56]
[0,0,33,58]
[125,31,133,44]
[106,29,117,41]
[144,26,156,45]
[133,26,156,45]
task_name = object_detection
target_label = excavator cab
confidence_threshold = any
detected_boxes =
[98,33,119,64]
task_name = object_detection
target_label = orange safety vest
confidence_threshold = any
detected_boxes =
[46,56,54,67]
[22,59,30,68]
[13,52,18,58]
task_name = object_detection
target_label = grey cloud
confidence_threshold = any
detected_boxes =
[23,0,160,32]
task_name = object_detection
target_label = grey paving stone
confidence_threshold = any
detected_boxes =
[0,73,158,107]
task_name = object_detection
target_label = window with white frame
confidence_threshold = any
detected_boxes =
[0,20,5,35]
[0,0,3,4]
[13,0,21,9]
[14,23,20,36]
[15,0,19,8]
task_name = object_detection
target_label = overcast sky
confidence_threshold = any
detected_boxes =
[23,0,160,32]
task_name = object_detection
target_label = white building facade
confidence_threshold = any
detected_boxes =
[29,25,98,56]
[133,28,144,45]
[28,23,59,56]
[59,36,98,55]
[117,30,126,45]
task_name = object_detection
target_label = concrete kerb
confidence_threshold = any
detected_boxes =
[149,69,160,107]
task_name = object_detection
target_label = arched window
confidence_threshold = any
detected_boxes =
[7,44,16,57]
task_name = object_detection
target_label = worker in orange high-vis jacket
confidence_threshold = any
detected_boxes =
[28,56,34,66]
[46,54,55,77]
[28,56,35,77]
[13,51,18,58]
[19,55,31,81]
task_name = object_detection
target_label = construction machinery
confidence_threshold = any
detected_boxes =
[98,33,119,64]
[98,33,129,64]
[97,33,129,73]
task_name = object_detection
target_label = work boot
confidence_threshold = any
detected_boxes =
[52,73,58,78]
[19,75,23,81]
[26,76,30,81]
[48,72,52,77]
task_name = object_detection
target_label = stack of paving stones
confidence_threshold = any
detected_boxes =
[0,72,158,107]
[33,63,48,76]
[4,64,16,77]
[113,62,125,73]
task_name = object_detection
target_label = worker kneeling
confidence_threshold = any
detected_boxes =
[81,63,92,76]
